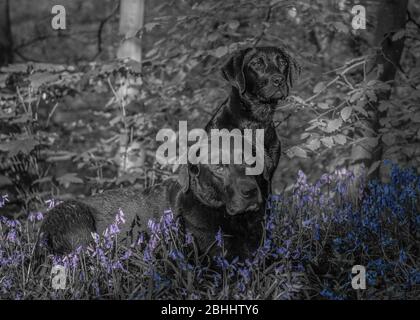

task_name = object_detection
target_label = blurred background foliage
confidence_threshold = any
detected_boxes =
[0,0,419,217]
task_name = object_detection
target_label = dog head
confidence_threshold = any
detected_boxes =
[221,46,300,103]
[178,162,262,216]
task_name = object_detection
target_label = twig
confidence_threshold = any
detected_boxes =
[13,49,44,62]
[94,1,120,60]
[46,103,59,127]
[407,9,420,30]
[278,58,367,112]
[253,5,273,46]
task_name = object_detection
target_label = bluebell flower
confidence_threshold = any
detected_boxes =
[0,276,13,293]
[366,270,377,286]
[185,232,194,245]
[0,194,9,208]
[320,288,344,300]
[275,265,285,275]
[238,267,251,283]
[6,230,19,244]
[169,249,185,261]
[214,255,230,270]
[122,249,132,260]
[215,228,224,247]
[295,263,305,272]
[408,269,420,285]
[399,249,407,264]
[302,218,313,228]
[314,223,321,241]
[236,281,246,293]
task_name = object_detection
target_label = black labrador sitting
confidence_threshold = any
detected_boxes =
[39,162,264,259]
[206,46,300,195]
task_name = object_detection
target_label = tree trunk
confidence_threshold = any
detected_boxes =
[349,0,408,181]
[117,0,145,64]
[0,0,13,66]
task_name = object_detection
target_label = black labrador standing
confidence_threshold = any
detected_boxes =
[206,46,300,196]
[39,161,264,259]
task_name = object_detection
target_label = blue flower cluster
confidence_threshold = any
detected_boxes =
[0,161,418,299]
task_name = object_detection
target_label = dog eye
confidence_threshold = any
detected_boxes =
[277,56,287,66]
[214,165,225,173]
[252,58,265,68]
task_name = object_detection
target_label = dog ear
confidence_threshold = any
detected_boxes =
[277,48,301,90]
[178,164,190,193]
[221,48,253,94]
[178,163,200,193]
[189,163,200,176]
[286,56,301,90]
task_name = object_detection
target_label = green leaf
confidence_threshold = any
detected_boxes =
[325,118,343,133]
[10,113,32,124]
[228,20,240,30]
[392,29,405,41]
[381,133,395,146]
[0,175,12,187]
[293,96,305,104]
[321,137,334,148]
[286,146,308,158]
[364,137,378,148]
[349,91,363,103]
[145,47,159,58]
[57,173,83,187]
[333,21,349,34]
[313,82,326,94]
[208,33,219,42]
[377,64,384,76]
[0,73,8,87]
[0,138,39,156]
[333,134,347,145]
[1,63,29,73]
[378,101,393,112]
[144,22,160,32]
[368,160,381,175]
[28,72,60,91]
[317,102,330,110]
[353,104,368,117]
[301,132,311,140]
[46,151,77,162]
[270,0,283,5]
[340,107,352,121]
[412,112,420,123]
[32,63,67,73]
[210,46,229,58]
[366,90,377,102]
[306,138,321,151]
[387,146,401,154]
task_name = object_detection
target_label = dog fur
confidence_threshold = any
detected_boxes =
[206,46,300,195]
[39,162,264,259]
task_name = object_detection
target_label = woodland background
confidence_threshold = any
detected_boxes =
[0,0,419,216]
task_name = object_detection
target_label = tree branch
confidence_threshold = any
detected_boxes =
[407,9,420,30]
[94,1,120,60]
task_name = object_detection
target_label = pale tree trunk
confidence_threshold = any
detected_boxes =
[349,0,408,183]
[117,0,145,63]
[115,0,146,175]
[0,0,13,66]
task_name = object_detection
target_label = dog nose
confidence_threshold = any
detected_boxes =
[271,74,284,87]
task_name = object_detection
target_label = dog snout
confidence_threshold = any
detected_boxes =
[271,74,285,87]
[245,202,260,212]
[238,181,263,204]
